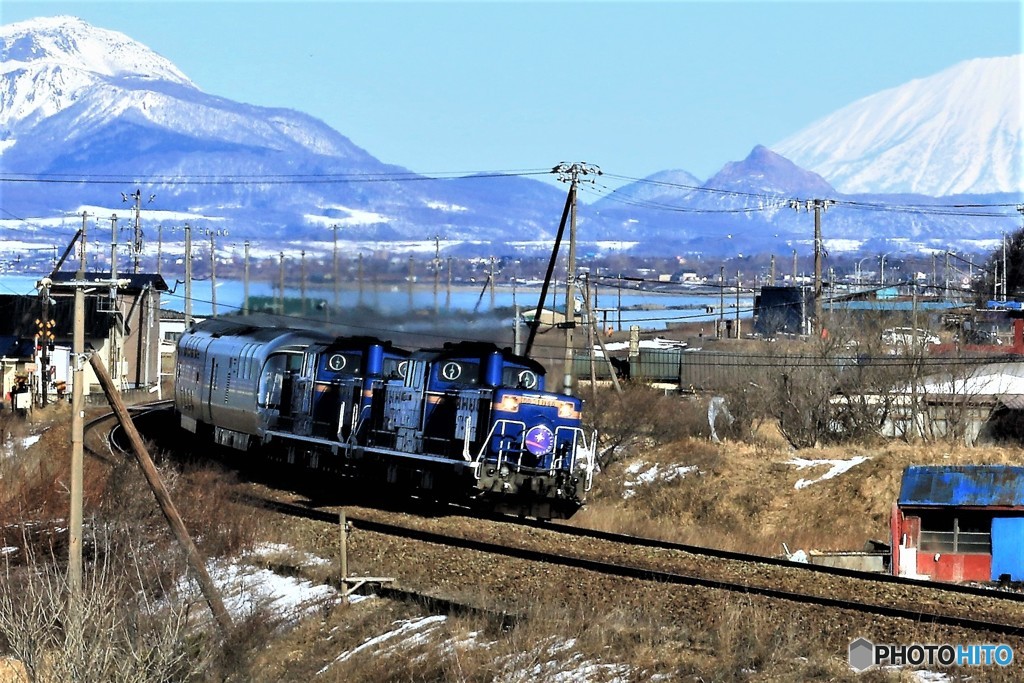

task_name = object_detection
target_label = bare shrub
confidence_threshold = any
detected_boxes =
[584,385,708,468]
[0,531,199,683]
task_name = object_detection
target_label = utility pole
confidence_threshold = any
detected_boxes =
[790,198,834,334]
[332,225,340,319]
[70,212,87,597]
[108,214,120,383]
[792,250,797,283]
[243,241,251,316]
[433,235,441,315]
[446,256,452,311]
[210,231,218,317]
[553,162,601,396]
[202,229,227,317]
[770,254,776,285]
[122,189,153,275]
[718,265,724,339]
[489,256,497,310]
[407,255,415,312]
[184,224,192,329]
[735,271,741,339]
[278,251,286,314]
[300,250,307,316]
[156,224,163,276]
[357,254,365,308]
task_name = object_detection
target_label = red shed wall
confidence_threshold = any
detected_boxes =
[913,552,991,582]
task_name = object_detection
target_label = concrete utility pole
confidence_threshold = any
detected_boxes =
[735,270,741,339]
[332,225,340,319]
[357,254,365,307]
[183,224,193,329]
[790,198,834,334]
[122,189,154,274]
[433,235,441,315]
[70,212,87,597]
[553,162,601,396]
[300,250,307,316]
[108,214,120,383]
[278,251,286,314]
[489,256,496,310]
[446,256,452,311]
[156,224,163,276]
[243,241,251,316]
[718,265,725,339]
[770,254,776,285]
[202,229,226,317]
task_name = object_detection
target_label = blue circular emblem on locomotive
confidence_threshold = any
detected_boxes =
[525,425,554,456]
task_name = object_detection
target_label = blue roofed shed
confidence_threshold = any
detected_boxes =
[899,465,1024,509]
[892,465,1024,583]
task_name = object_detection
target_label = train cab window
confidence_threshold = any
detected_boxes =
[503,367,539,390]
[435,360,481,387]
[383,357,408,380]
[321,352,361,377]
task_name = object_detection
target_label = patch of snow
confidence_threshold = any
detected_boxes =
[623,461,699,498]
[320,615,448,672]
[785,456,870,489]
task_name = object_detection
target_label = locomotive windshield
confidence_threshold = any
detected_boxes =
[502,366,540,389]
[319,351,362,377]
[434,359,481,387]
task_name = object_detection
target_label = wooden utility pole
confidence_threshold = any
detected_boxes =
[790,198,834,334]
[89,353,233,635]
[553,162,601,395]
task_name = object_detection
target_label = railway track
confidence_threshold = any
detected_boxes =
[102,403,1024,640]
[246,494,1024,640]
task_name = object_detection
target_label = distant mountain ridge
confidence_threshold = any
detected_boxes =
[1,16,1021,260]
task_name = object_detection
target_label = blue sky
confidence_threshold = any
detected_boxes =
[3,1,1022,184]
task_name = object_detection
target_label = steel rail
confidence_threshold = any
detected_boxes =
[243,495,1024,639]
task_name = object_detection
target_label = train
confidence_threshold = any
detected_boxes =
[174,318,596,519]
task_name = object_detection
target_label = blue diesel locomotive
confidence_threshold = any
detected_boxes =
[175,319,596,519]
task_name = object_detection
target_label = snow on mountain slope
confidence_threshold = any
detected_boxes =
[773,55,1023,196]
[0,15,194,131]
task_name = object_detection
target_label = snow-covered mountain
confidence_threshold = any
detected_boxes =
[0,16,1020,261]
[773,55,1023,196]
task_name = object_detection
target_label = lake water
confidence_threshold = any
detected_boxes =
[0,274,754,331]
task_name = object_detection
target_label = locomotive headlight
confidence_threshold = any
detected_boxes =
[499,465,510,478]
[495,395,521,413]
[556,401,578,419]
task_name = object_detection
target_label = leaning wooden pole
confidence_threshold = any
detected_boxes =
[88,353,233,635]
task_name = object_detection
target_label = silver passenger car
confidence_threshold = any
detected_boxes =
[175,319,331,450]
